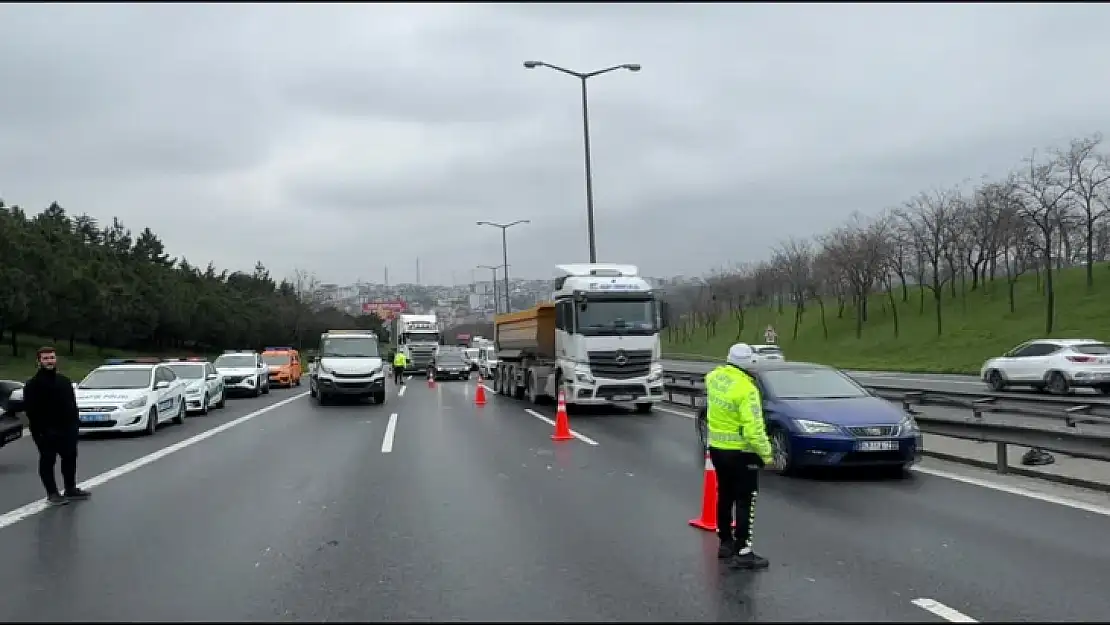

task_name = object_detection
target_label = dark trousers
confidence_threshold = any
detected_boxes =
[709,448,761,549]
[31,429,79,496]
[393,366,404,384]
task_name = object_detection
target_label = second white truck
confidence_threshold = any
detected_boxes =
[391,313,440,375]
[491,263,669,413]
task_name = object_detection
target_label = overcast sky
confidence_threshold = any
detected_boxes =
[2,3,1108,286]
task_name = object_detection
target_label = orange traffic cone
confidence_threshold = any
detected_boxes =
[428,369,436,388]
[551,390,574,442]
[689,450,734,532]
[474,374,487,406]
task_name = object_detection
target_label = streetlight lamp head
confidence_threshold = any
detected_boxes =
[523,60,541,69]
[624,63,642,72]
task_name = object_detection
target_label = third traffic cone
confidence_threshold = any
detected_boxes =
[551,390,574,442]
[427,369,436,388]
[689,450,731,532]
[474,374,487,406]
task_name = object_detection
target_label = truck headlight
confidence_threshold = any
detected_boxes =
[647,364,664,383]
[123,396,148,410]
[574,365,594,384]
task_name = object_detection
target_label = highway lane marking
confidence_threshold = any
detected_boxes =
[381,412,398,453]
[524,409,599,446]
[398,385,406,397]
[0,391,310,532]
[656,404,1110,518]
[912,598,978,622]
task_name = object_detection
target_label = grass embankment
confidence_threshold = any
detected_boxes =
[0,336,203,382]
[664,263,1110,374]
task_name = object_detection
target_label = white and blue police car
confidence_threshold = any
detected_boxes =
[163,357,226,415]
[76,359,188,436]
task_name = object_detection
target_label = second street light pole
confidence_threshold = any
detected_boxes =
[477,220,529,314]
[477,264,505,315]
[523,60,641,263]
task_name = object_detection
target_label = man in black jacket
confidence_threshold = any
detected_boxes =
[23,347,90,506]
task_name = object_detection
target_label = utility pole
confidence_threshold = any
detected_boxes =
[416,258,421,285]
[477,220,530,314]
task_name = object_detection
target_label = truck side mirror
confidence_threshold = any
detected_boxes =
[659,300,670,329]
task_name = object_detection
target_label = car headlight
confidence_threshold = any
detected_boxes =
[574,365,594,384]
[370,367,383,377]
[319,365,334,375]
[647,364,664,383]
[123,396,148,410]
[792,418,841,434]
[898,415,919,435]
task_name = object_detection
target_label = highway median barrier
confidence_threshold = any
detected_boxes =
[661,367,1110,493]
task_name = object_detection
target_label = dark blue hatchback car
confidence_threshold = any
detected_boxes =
[698,361,922,476]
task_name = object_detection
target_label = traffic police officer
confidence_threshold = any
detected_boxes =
[705,342,774,569]
[392,351,407,385]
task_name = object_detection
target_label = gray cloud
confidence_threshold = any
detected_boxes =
[2,3,1110,286]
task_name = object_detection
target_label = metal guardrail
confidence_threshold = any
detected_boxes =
[660,370,1110,477]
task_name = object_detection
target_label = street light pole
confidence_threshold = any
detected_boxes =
[523,60,641,263]
[477,220,529,314]
[477,264,504,315]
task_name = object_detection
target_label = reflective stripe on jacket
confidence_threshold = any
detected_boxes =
[704,365,773,462]
[393,353,407,367]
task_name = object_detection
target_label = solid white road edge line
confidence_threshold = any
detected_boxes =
[656,404,1110,518]
[0,391,310,532]
[911,598,978,623]
[524,408,599,446]
[381,412,398,453]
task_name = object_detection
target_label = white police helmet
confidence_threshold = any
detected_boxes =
[726,343,756,367]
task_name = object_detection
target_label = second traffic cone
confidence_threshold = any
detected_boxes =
[474,374,487,405]
[690,450,730,532]
[427,369,436,388]
[551,390,574,442]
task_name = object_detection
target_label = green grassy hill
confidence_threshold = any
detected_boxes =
[663,263,1110,374]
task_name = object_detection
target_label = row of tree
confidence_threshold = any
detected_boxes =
[0,201,386,357]
[663,132,1110,344]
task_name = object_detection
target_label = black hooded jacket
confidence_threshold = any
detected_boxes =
[23,368,79,433]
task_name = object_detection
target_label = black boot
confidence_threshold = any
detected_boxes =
[731,550,770,570]
[717,539,737,559]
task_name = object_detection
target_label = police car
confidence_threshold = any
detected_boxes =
[212,350,270,397]
[163,357,227,415]
[76,359,188,435]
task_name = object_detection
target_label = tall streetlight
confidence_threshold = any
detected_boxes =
[477,220,529,314]
[477,264,507,315]
[522,60,641,263]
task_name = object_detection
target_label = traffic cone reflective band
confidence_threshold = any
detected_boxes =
[428,369,436,388]
[551,390,574,442]
[474,374,487,406]
[690,451,721,531]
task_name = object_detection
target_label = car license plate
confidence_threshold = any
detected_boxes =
[611,395,633,402]
[80,413,109,423]
[856,440,899,452]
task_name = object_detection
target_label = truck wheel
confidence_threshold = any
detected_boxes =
[635,403,654,414]
[527,373,542,405]
[512,368,526,400]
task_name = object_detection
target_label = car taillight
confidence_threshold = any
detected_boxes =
[1066,355,1097,363]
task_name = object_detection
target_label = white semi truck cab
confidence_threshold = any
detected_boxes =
[493,263,669,413]
[392,313,440,374]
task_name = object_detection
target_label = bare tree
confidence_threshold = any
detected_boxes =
[1014,147,1079,334]
[1066,134,1110,287]
[772,237,814,340]
[290,268,323,347]
[898,187,959,336]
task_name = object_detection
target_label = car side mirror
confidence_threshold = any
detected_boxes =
[155,381,170,390]
[206,373,218,380]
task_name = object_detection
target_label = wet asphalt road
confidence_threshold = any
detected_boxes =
[0,378,1108,621]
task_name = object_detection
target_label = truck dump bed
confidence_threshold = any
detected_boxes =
[494,303,556,360]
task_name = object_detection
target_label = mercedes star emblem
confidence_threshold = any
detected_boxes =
[615,350,628,366]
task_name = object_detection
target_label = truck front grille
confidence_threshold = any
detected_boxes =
[587,349,652,380]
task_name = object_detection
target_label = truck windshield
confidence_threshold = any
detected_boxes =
[404,333,439,344]
[322,338,380,358]
[576,299,657,336]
